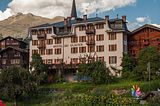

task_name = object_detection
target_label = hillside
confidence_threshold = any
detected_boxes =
[0,13,64,38]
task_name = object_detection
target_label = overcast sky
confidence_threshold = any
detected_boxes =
[0,0,160,30]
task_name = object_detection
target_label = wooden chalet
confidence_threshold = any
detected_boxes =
[0,36,29,69]
[129,24,160,57]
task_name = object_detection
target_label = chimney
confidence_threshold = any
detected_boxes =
[64,18,67,26]
[122,15,126,22]
[67,17,71,24]
[105,15,110,30]
[105,15,109,21]
[83,15,87,21]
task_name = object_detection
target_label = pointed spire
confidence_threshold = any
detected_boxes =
[71,0,77,18]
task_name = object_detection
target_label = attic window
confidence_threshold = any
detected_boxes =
[115,22,122,29]
[46,28,52,34]
[110,23,114,28]
[157,38,160,41]
[96,23,104,29]
[144,39,149,42]
[150,29,154,32]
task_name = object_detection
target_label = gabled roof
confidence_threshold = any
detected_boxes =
[132,24,160,34]
[51,17,104,27]
[0,36,27,45]
[0,46,28,53]
[31,23,51,28]
[30,17,128,31]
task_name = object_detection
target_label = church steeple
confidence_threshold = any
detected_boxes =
[71,0,77,18]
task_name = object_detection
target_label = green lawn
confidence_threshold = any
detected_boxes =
[5,79,160,106]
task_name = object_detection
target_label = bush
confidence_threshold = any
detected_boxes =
[78,61,112,84]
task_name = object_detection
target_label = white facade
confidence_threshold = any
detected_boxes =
[29,16,128,76]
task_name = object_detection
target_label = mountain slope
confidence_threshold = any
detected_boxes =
[0,13,64,38]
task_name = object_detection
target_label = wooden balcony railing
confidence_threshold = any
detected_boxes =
[85,29,95,34]
[143,41,150,46]
[37,33,46,39]
[86,40,95,45]
[37,44,46,49]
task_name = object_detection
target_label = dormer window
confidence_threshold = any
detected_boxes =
[96,24,104,29]
[144,39,149,42]
[79,25,86,31]
[115,22,122,29]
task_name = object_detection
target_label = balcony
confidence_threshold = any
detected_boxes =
[37,44,46,49]
[37,33,46,39]
[143,41,150,46]
[86,40,95,45]
[85,29,95,34]
[156,40,160,45]
[55,31,69,35]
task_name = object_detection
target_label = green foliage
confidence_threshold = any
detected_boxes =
[6,79,160,105]
[78,61,112,84]
[0,66,37,101]
[30,53,47,85]
[121,54,135,78]
[134,46,160,80]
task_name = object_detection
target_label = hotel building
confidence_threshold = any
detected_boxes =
[28,0,129,81]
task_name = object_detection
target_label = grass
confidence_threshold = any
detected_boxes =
[4,79,160,106]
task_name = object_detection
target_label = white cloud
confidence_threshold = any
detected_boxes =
[136,17,148,23]
[0,0,136,21]
[0,8,12,21]
[152,24,160,28]
[79,0,137,15]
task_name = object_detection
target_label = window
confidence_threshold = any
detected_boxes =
[32,40,38,46]
[39,40,45,46]
[46,28,52,34]
[71,58,78,64]
[96,45,104,52]
[97,57,104,62]
[87,35,95,41]
[11,59,20,64]
[14,52,20,57]
[71,47,78,54]
[109,56,117,64]
[96,34,104,41]
[79,58,86,63]
[46,59,52,64]
[79,36,86,42]
[109,33,116,40]
[87,25,94,30]
[54,59,63,64]
[47,39,53,45]
[79,47,86,53]
[39,29,45,34]
[88,58,95,63]
[32,50,39,54]
[31,29,37,35]
[88,46,95,52]
[42,60,46,64]
[39,49,45,55]
[46,49,53,55]
[55,48,61,54]
[2,59,6,64]
[109,45,117,51]
[3,53,7,57]
[55,38,61,44]
[79,26,86,31]
[115,22,122,29]
[96,24,104,29]
[71,37,78,43]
